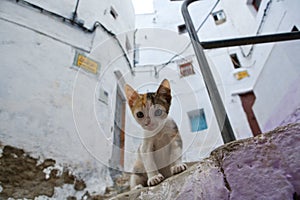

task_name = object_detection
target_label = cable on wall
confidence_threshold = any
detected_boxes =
[240,0,273,58]
[146,0,221,76]
[12,0,134,74]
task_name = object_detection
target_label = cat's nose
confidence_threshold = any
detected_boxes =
[145,117,151,126]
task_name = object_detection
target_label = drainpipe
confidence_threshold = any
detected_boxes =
[72,0,80,23]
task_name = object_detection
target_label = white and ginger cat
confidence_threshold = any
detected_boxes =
[125,79,187,189]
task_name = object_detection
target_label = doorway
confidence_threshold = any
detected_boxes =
[110,86,126,179]
[239,91,262,136]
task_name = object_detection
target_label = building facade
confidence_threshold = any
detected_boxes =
[1,0,299,196]
[0,0,135,197]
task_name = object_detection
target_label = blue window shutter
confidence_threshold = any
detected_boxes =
[199,110,208,130]
[189,109,208,132]
[191,116,198,132]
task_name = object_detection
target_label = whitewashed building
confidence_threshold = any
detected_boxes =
[0,0,135,197]
[1,0,299,197]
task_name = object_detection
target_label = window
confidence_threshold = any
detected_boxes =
[177,24,187,34]
[110,6,118,19]
[251,0,261,11]
[212,10,226,25]
[292,26,299,32]
[230,53,241,69]
[134,44,140,64]
[98,87,109,104]
[188,109,208,132]
[179,62,195,77]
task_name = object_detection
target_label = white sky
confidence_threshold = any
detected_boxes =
[131,0,154,14]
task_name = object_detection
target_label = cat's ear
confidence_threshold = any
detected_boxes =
[125,84,139,108]
[157,79,171,95]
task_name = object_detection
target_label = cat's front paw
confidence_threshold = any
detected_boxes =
[147,173,164,186]
[171,163,187,175]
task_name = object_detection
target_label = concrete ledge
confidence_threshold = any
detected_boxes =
[112,123,300,200]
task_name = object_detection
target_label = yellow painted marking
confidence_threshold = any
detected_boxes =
[76,54,98,74]
[234,70,249,80]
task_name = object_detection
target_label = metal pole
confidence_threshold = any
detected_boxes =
[182,0,236,143]
[201,31,300,49]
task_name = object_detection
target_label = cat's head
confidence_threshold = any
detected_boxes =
[125,79,171,132]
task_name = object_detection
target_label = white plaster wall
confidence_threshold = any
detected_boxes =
[0,19,112,195]
[220,0,256,36]
[0,0,134,196]
[195,0,300,137]
[254,40,300,132]
[25,0,135,32]
[250,0,300,132]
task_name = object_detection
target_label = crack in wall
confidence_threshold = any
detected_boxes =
[219,165,231,200]
[212,151,232,200]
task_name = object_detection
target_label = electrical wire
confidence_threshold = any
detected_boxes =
[153,0,221,75]
[240,0,273,58]
[11,0,135,74]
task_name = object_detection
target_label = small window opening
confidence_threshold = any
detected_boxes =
[292,26,299,32]
[179,62,195,77]
[134,44,140,64]
[230,53,241,69]
[98,87,109,104]
[188,109,208,132]
[251,0,261,11]
[177,24,187,34]
[212,10,226,25]
[110,6,118,19]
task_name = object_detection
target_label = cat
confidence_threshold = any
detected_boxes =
[124,79,187,189]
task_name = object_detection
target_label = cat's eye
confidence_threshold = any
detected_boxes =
[154,109,163,116]
[136,111,144,118]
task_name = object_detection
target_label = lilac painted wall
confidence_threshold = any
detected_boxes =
[264,77,300,132]
[115,123,300,199]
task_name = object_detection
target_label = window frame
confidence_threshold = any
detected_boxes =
[179,62,195,77]
[230,53,241,69]
[110,6,118,19]
[187,109,208,132]
[247,0,262,11]
[211,10,226,25]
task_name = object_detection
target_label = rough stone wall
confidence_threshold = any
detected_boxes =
[113,123,300,200]
[0,145,89,199]
[1,124,299,199]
